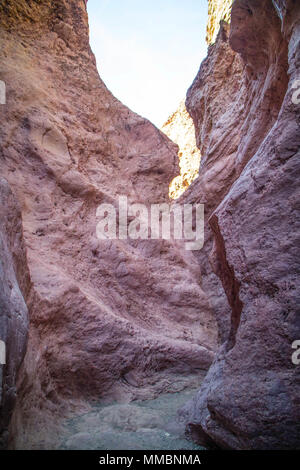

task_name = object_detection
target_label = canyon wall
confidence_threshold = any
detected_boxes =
[207,0,232,44]
[0,179,30,448]
[162,101,201,199]
[0,0,299,451]
[0,0,218,449]
[179,0,300,449]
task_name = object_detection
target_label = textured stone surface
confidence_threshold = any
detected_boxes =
[162,101,201,200]
[180,0,300,450]
[207,0,232,44]
[0,178,30,448]
[0,0,217,449]
[1,0,299,451]
[178,21,245,347]
[186,14,288,216]
[179,0,288,344]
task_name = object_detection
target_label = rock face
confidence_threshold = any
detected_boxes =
[0,178,30,449]
[179,0,300,450]
[0,0,217,449]
[161,101,201,200]
[178,1,288,347]
[0,0,299,451]
[206,0,232,44]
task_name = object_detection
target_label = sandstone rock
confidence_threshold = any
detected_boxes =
[1,0,298,451]
[0,178,30,448]
[0,0,218,449]
[178,20,245,346]
[206,0,232,44]
[177,0,288,344]
[161,101,201,200]
[181,0,300,450]
[185,14,288,215]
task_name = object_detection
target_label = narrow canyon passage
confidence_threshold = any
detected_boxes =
[0,0,218,450]
[0,0,299,452]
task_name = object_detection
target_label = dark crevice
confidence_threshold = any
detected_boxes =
[209,214,243,351]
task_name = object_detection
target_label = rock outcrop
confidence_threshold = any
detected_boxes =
[0,0,217,449]
[0,178,30,448]
[177,0,288,346]
[179,0,300,450]
[206,0,232,44]
[162,101,201,200]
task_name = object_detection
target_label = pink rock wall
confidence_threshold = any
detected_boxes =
[0,0,218,449]
[180,0,300,449]
[0,179,30,448]
[0,0,299,450]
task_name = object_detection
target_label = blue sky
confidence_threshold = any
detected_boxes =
[87,0,208,127]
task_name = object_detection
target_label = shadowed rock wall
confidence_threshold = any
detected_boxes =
[179,0,299,449]
[0,179,30,448]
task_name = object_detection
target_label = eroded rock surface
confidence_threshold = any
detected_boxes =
[180,0,300,450]
[0,0,299,451]
[177,6,289,345]
[207,0,232,44]
[0,178,30,448]
[162,101,201,200]
[0,0,217,449]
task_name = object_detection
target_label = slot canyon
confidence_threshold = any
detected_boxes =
[0,0,299,451]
